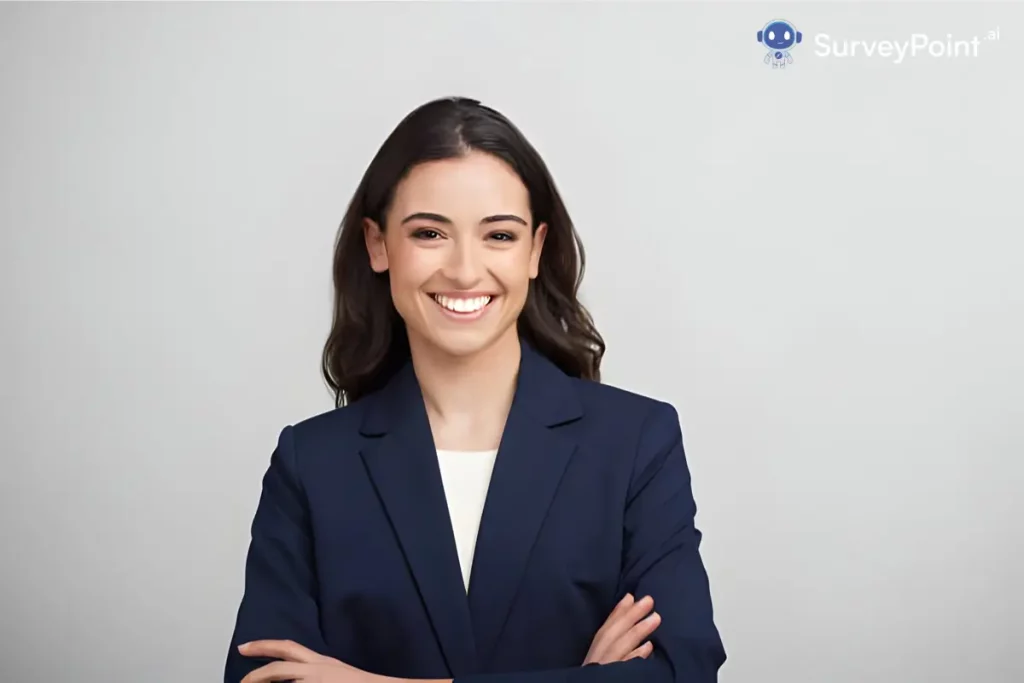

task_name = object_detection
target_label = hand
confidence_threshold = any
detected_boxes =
[582,593,661,666]
[238,640,385,683]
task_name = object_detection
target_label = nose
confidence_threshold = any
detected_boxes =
[440,237,484,288]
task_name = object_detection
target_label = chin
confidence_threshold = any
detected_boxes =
[411,319,523,360]
[424,332,501,359]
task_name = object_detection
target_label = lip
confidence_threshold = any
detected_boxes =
[430,291,499,299]
[428,292,498,322]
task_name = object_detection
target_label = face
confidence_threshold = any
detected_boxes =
[364,151,547,360]
[763,21,797,49]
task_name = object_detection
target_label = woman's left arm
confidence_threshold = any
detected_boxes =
[610,400,727,681]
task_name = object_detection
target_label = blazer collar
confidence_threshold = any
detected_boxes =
[357,338,584,674]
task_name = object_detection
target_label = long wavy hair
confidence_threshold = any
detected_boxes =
[321,96,605,407]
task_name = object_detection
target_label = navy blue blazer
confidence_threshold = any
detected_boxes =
[225,343,726,682]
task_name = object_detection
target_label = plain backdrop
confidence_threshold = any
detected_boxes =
[2,2,1022,682]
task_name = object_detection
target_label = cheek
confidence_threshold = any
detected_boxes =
[387,262,430,325]
[495,250,535,295]
[386,246,432,291]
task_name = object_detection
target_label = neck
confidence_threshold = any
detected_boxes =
[408,329,522,450]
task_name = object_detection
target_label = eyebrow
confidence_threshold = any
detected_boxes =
[399,212,528,227]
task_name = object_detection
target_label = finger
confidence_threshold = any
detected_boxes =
[238,639,330,664]
[625,641,654,660]
[240,660,308,683]
[603,610,660,661]
[603,595,655,643]
[620,611,661,654]
[623,595,655,624]
[595,593,634,639]
[609,593,636,621]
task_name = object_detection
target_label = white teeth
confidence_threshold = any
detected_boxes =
[433,294,492,313]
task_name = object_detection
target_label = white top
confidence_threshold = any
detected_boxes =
[436,448,499,592]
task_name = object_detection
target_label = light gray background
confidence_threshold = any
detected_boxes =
[2,2,1022,681]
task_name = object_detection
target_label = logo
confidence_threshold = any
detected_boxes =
[814,29,998,63]
[758,19,802,68]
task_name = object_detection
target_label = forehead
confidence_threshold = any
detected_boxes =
[390,152,531,216]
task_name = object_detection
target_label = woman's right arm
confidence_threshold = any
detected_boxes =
[224,426,330,683]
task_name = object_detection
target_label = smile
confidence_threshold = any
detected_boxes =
[431,293,495,319]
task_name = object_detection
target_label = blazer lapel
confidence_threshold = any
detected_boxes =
[358,363,478,677]
[466,342,583,666]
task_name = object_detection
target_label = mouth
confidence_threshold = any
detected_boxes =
[430,293,497,321]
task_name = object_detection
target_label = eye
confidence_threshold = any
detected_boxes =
[784,31,791,40]
[489,231,516,242]
[411,228,442,240]
[768,31,775,40]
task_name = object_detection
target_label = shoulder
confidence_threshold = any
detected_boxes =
[563,376,687,477]
[265,399,369,476]
[288,401,366,445]
[569,376,682,432]
[569,380,693,495]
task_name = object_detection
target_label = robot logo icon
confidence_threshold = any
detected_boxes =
[758,19,802,68]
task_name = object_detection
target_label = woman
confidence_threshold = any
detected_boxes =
[225,97,726,683]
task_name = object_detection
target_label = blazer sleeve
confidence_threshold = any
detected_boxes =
[454,401,726,683]
[223,426,330,683]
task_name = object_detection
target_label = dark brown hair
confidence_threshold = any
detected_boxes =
[321,96,604,407]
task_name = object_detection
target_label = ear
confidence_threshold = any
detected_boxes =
[363,217,389,273]
[796,31,803,43]
[529,223,548,279]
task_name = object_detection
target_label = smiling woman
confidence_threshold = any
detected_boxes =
[321,98,604,409]
[224,97,726,683]
[360,150,550,370]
